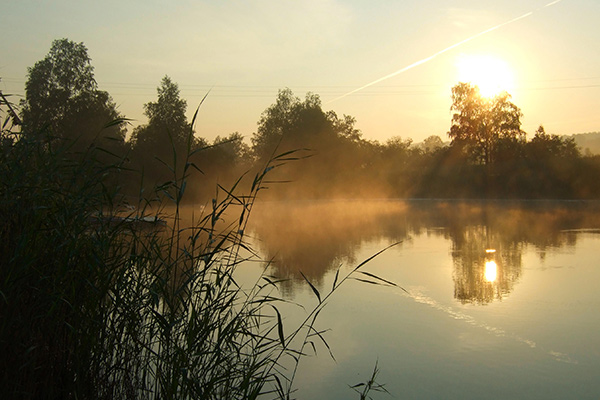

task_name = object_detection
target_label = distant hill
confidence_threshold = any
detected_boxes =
[568,132,600,155]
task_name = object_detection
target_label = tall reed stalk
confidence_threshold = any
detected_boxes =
[0,94,391,399]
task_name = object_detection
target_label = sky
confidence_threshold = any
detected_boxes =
[1,0,599,144]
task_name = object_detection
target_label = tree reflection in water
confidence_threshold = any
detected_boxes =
[450,226,523,304]
[247,200,412,295]
[248,200,600,302]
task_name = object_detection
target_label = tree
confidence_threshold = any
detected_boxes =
[420,135,445,154]
[211,132,252,168]
[21,39,125,150]
[135,75,191,146]
[518,125,583,198]
[251,88,361,160]
[130,76,206,185]
[251,88,368,197]
[251,88,299,159]
[191,132,253,197]
[529,125,580,159]
[448,82,524,166]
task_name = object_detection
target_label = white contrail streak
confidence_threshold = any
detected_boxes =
[326,0,564,104]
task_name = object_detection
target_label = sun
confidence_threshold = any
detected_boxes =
[455,54,515,98]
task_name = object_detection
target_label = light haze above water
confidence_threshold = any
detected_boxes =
[243,200,600,399]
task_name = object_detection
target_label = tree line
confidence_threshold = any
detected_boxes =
[9,38,600,200]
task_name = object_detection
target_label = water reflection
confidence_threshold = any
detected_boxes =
[484,249,497,282]
[450,228,522,304]
[485,260,497,282]
[248,200,411,294]
[248,200,600,303]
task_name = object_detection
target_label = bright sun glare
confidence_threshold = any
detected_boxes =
[485,260,498,282]
[456,54,515,98]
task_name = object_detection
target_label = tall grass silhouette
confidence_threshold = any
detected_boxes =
[0,93,392,399]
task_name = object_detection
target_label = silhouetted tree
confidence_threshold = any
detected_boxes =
[252,88,334,159]
[448,82,524,166]
[211,132,252,168]
[130,76,207,186]
[517,125,583,198]
[251,88,370,197]
[529,125,580,160]
[21,39,125,152]
[419,135,445,154]
[374,137,415,195]
[197,132,253,195]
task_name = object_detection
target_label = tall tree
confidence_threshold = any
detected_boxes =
[448,82,524,166]
[135,75,191,146]
[21,39,125,150]
[130,76,206,184]
[251,88,371,197]
[251,88,355,160]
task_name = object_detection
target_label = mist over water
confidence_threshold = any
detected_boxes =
[243,199,600,399]
[4,3,600,396]
[248,199,599,299]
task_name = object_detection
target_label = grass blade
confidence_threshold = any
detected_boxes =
[272,305,285,347]
[300,271,321,303]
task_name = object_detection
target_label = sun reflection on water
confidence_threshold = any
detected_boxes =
[485,260,498,282]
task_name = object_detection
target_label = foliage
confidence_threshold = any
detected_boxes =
[248,85,600,199]
[131,76,195,150]
[1,93,127,398]
[251,88,361,159]
[1,89,394,399]
[253,89,327,159]
[418,135,445,154]
[130,76,208,192]
[448,82,524,166]
[20,38,126,153]
[529,125,580,159]
[212,132,252,167]
[517,125,585,198]
[250,88,384,198]
[14,38,600,202]
[200,132,253,183]
[127,76,257,200]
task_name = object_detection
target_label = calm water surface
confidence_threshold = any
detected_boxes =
[243,200,600,399]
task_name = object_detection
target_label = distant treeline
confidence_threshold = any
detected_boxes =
[7,39,600,201]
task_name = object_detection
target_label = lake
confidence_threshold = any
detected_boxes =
[242,199,600,399]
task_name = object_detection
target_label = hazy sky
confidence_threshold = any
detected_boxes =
[2,0,599,143]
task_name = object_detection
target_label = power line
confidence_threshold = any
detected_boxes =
[2,76,599,98]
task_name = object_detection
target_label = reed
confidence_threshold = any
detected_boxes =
[0,94,391,399]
